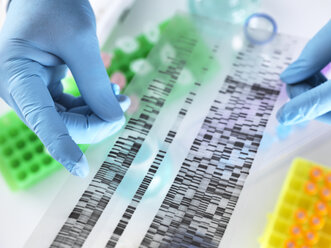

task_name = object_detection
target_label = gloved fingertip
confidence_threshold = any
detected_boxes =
[279,70,289,82]
[110,108,125,122]
[276,106,286,124]
[276,105,294,126]
[280,59,310,84]
[280,66,295,83]
[277,103,306,126]
[111,83,120,95]
[70,154,89,178]
[117,94,131,112]
[106,116,126,137]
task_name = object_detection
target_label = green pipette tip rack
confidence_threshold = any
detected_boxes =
[0,111,88,190]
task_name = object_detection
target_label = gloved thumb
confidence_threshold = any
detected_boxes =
[280,20,331,84]
[277,80,331,125]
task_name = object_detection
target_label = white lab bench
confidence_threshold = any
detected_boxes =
[0,0,330,247]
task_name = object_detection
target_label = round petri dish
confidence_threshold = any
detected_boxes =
[244,13,277,45]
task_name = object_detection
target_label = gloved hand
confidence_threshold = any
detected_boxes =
[0,0,130,177]
[277,20,331,126]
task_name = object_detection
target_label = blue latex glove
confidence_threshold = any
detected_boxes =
[277,20,331,126]
[0,0,130,177]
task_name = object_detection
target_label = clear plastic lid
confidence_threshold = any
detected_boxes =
[244,13,277,44]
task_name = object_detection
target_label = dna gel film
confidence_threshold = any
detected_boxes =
[26,14,301,248]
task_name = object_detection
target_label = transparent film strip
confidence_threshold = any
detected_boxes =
[26,14,303,248]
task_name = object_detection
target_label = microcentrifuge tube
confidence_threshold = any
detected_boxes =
[310,215,325,231]
[294,209,308,224]
[315,201,328,216]
[304,181,317,196]
[289,225,302,239]
[244,13,277,45]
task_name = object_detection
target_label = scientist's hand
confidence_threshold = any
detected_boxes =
[277,20,331,126]
[0,0,130,177]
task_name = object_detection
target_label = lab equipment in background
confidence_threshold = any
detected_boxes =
[0,111,88,190]
[90,0,136,45]
[259,158,331,248]
[65,16,218,100]
[188,0,260,23]
[106,20,170,86]
[244,13,277,45]
[63,19,171,96]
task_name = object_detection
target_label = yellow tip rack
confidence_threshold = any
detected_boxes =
[259,158,331,248]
